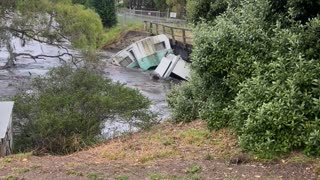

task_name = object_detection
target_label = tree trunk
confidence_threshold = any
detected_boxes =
[5,40,15,68]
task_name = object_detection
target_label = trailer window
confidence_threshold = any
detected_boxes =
[154,42,166,51]
[120,57,133,67]
[128,50,137,61]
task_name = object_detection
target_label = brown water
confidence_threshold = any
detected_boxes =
[0,39,174,137]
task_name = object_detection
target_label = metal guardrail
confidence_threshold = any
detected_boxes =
[144,21,192,45]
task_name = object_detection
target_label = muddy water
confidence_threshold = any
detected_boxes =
[0,39,174,137]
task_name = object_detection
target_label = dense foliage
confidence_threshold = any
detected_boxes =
[91,0,117,28]
[168,0,320,157]
[14,65,154,155]
[186,0,237,23]
[72,0,117,28]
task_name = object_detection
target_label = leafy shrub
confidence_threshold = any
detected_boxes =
[168,0,320,157]
[232,20,320,157]
[13,65,154,155]
[186,0,239,23]
[167,74,207,123]
[190,0,271,130]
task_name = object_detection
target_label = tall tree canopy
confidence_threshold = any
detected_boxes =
[91,0,117,27]
[0,0,103,68]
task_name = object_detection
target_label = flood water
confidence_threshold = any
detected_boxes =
[0,39,174,137]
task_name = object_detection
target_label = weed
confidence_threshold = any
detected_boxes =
[150,173,165,180]
[66,162,80,168]
[3,157,12,163]
[87,172,103,180]
[14,167,30,174]
[117,175,129,180]
[186,165,202,174]
[30,164,41,170]
[4,175,18,180]
[162,138,175,146]
[67,170,83,176]
[102,151,126,160]
[204,153,214,160]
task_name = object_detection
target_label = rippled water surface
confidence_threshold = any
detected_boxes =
[0,39,174,137]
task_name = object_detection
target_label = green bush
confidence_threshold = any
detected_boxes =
[232,20,320,157]
[13,65,154,155]
[168,0,320,157]
[186,0,231,23]
[167,74,205,123]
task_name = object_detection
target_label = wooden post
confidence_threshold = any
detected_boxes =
[149,22,153,34]
[156,23,159,35]
[144,21,148,31]
[162,25,166,35]
[182,29,186,45]
[170,27,175,41]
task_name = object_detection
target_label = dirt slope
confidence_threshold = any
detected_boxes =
[0,121,319,180]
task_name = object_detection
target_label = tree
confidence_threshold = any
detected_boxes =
[186,0,239,23]
[153,0,167,11]
[0,0,104,69]
[91,0,117,27]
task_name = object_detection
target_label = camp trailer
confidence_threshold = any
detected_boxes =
[112,34,173,70]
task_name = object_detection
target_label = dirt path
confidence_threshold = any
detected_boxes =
[0,121,319,180]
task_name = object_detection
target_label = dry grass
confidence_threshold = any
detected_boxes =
[83,120,241,165]
[0,120,318,179]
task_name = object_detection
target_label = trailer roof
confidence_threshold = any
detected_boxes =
[0,102,14,139]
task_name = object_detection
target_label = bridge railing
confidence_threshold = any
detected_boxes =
[143,21,193,45]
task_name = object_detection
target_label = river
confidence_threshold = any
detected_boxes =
[0,39,174,137]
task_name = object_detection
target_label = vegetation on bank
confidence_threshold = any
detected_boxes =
[13,65,155,155]
[101,16,144,47]
[168,0,320,158]
[1,121,319,179]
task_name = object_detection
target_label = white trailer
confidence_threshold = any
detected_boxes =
[154,54,191,81]
[0,101,14,157]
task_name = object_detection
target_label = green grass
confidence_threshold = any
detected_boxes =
[87,172,104,180]
[117,175,130,180]
[149,173,202,180]
[180,129,210,146]
[186,165,202,174]
[101,16,144,47]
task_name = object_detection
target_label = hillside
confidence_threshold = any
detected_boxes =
[0,120,319,180]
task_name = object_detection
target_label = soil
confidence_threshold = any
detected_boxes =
[0,121,319,180]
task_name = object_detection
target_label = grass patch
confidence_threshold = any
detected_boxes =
[67,170,83,176]
[150,173,202,180]
[204,153,214,161]
[101,16,144,47]
[150,173,165,180]
[14,167,30,174]
[102,151,126,160]
[87,172,104,180]
[186,165,202,174]
[138,149,178,163]
[4,175,18,180]
[117,175,129,180]
[180,129,210,146]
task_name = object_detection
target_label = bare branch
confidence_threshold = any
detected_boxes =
[12,52,73,62]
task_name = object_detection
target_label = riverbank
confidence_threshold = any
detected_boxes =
[1,120,319,180]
